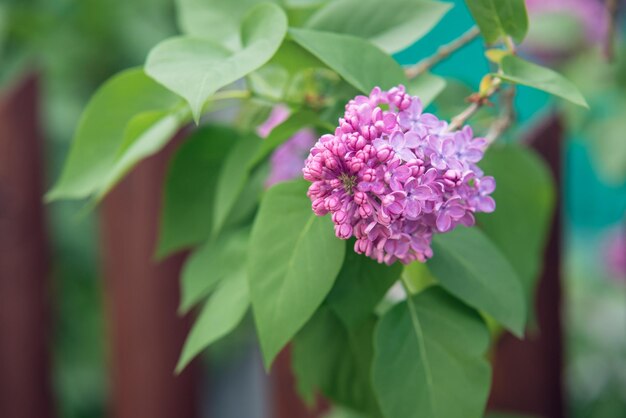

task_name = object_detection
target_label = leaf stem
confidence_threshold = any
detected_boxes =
[485,85,516,144]
[446,77,501,132]
[404,26,481,80]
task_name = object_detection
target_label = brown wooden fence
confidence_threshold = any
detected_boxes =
[0,75,54,418]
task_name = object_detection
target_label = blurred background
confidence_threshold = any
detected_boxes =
[0,1,624,418]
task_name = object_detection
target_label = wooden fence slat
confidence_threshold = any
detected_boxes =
[100,135,199,418]
[271,347,329,418]
[488,116,565,418]
[0,75,54,418]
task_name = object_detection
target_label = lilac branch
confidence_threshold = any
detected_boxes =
[405,26,481,80]
[485,85,516,144]
[447,78,502,132]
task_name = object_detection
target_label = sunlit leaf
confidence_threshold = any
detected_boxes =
[175,0,279,49]
[465,0,528,43]
[147,3,288,121]
[306,0,451,53]
[47,68,180,201]
[289,28,407,94]
[498,55,588,108]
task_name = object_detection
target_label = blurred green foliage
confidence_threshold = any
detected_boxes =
[1,1,176,417]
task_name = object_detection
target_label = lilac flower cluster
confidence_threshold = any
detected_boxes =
[303,85,495,265]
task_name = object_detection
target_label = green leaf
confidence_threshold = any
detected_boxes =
[248,110,320,170]
[305,0,451,54]
[498,55,588,108]
[93,105,189,200]
[146,3,288,122]
[402,262,437,294]
[293,307,382,416]
[175,269,249,373]
[372,287,491,418]
[180,228,250,313]
[213,133,261,237]
[429,227,526,336]
[322,408,367,418]
[407,72,447,108]
[157,125,239,257]
[289,28,407,94]
[327,247,402,329]
[47,68,180,201]
[248,180,345,368]
[175,0,278,50]
[477,145,555,314]
[465,0,528,44]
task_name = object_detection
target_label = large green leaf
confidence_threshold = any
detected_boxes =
[180,228,250,313]
[477,145,555,314]
[93,105,189,200]
[289,28,407,93]
[175,0,278,49]
[464,0,528,44]
[372,287,491,418]
[157,125,238,257]
[248,180,345,368]
[147,3,288,122]
[429,227,526,336]
[47,68,180,201]
[293,307,382,416]
[498,55,588,108]
[305,0,451,54]
[327,248,402,329]
[212,133,261,237]
[175,269,249,373]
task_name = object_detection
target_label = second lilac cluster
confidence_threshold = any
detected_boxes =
[303,85,496,265]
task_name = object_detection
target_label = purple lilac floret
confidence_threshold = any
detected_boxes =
[302,85,495,265]
[257,105,317,187]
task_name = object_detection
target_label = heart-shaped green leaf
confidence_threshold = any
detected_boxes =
[147,3,288,122]
[306,0,451,54]
[289,28,407,94]
[465,0,528,44]
[47,68,180,201]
